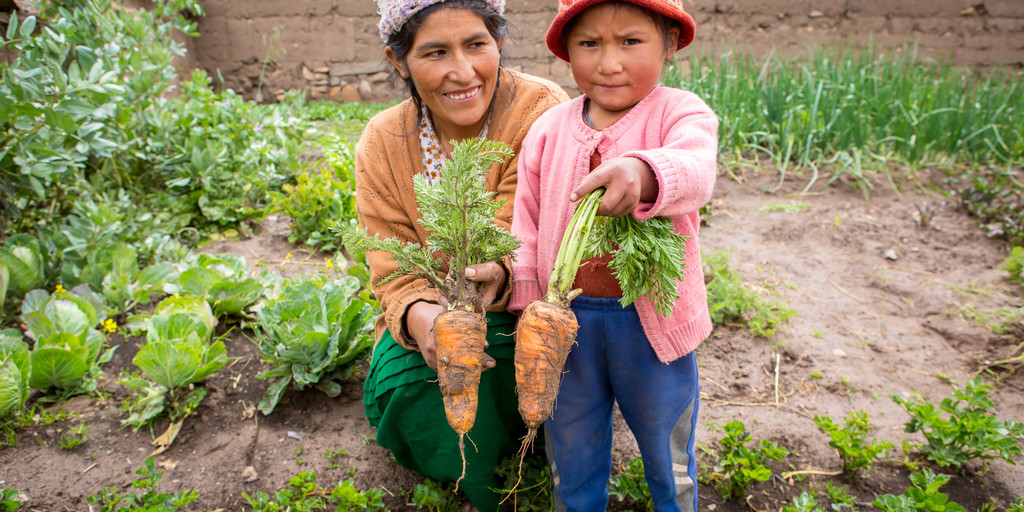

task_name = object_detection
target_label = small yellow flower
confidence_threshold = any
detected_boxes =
[285,253,292,260]
[101,318,118,334]
[54,284,66,297]
[325,258,334,269]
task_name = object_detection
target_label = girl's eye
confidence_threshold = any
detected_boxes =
[579,40,597,48]
[624,38,641,46]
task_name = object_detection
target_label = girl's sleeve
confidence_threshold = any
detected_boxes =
[509,125,546,314]
[625,92,719,220]
[355,121,443,349]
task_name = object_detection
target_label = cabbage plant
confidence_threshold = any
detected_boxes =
[20,285,113,396]
[170,253,264,318]
[75,242,175,317]
[0,330,30,419]
[0,234,46,299]
[122,295,226,428]
[253,275,375,415]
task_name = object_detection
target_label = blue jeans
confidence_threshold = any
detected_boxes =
[545,295,700,512]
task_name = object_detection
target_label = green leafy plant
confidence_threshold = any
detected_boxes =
[0,488,20,511]
[825,482,857,512]
[69,241,174,317]
[410,479,459,512]
[170,253,264,318]
[579,197,690,317]
[0,331,30,419]
[21,285,114,396]
[57,419,90,450]
[892,377,1024,470]
[782,492,824,512]
[0,235,47,300]
[329,479,387,511]
[252,274,375,415]
[270,134,358,251]
[244,471,385,512]
[704,249,796,337]
[608,457,651,511]
[1000,246,1024,287]
[86,456,198,511]
[704,419,789,500]
[1008,498,1024,512]
[493,450,553,511]
[121,295,225,429]
[814,409,893,476]
[871,470,965,512]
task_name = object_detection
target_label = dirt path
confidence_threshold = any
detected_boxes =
[1,170,1021,510]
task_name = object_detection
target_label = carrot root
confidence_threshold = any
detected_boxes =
[434,309,487,484]
[513,300,579,481]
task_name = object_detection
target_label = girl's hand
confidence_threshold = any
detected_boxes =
[464,261,507,312]
[570,157,658,217]
[406,300,497,371]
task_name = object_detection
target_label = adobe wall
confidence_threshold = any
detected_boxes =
[187,0,1024,101]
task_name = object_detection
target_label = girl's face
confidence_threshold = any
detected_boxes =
[566,3,678,130]
[387,8,504,141]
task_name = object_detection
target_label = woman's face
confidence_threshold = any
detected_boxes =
[387,8,503,141]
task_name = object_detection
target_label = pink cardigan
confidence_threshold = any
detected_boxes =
[510,85,719,363]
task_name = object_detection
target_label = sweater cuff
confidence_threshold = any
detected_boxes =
[509,278,543,314]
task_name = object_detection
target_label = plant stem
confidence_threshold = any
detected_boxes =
[545,189,603,305]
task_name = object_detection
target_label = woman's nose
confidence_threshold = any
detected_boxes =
[446,51,474,82]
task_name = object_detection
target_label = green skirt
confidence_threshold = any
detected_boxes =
[363,311,524,512]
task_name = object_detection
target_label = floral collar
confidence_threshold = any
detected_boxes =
[418,106,491,183]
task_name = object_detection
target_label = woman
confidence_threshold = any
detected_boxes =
[355,0,569,509]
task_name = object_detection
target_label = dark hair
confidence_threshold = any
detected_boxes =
[385,0,511,115]
[561,1,679,55]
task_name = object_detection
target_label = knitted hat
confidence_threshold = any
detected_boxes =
[377,0,507,40]
[545,0,696,61]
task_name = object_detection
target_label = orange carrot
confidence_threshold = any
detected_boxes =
[514,300,578,449]
[512,190,602,475]
[434,308,489,488]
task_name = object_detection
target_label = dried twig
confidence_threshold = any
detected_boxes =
[828,279,864,303]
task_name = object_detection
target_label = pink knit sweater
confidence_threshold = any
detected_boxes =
[509,85,719,363]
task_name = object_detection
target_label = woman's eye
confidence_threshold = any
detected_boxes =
[426,50,445,58]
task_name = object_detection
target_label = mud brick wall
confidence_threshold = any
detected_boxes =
[188,0,1024,101]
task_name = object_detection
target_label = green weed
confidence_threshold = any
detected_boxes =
[892,377,1024,471]
[493,450,554,512]
[86,456,198,511]
[782,492,824,512]
[1000,246,1024,287]
[58,420,91,450]
[701,419,789,500]
[410,479,459,512]
[871,470,965,512]
[0,488,19,511]
[608,458,651,511]
[825,482,858,512]
[703,249,796,337]
[814,410,892,476]
[759,201,812,213]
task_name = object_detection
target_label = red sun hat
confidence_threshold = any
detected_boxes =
[545,0,696,62]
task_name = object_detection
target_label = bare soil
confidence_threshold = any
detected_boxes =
[1,166,1022,511]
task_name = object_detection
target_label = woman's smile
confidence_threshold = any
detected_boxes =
[446,86,482,102]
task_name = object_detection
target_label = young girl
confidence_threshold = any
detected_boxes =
[509,0,717,510]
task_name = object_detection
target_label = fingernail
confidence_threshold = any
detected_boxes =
[465,268,476,278]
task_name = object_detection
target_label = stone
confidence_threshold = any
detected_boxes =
[341,84,361,103]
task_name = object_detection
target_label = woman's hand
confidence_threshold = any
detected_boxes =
[569,157,658,217]
[405,300,496,372]
[464,261,507,312]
